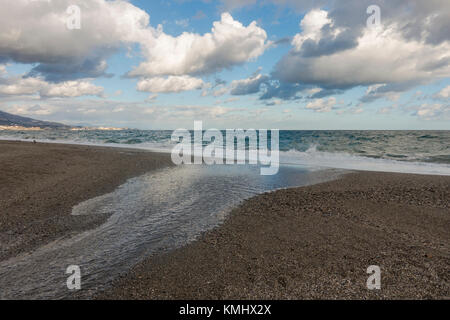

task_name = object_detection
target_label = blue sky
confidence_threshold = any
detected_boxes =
[0,0,449,129]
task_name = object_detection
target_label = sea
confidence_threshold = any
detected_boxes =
[1,129,449,174]
[0,129,449,299]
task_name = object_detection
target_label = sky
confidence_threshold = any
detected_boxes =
[0,0,449,130]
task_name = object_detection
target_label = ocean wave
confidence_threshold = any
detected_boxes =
[279,146,450,176]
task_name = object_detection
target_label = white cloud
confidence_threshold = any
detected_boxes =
[306,97,336,112]
[0,75,104,98]
[0,0,151,81]
[271,2,450,104]
[40,80,104,98]
[136,76,205,93]
[128,13,269,78]
[1,2,269,85]
[415,103,449,120]
[0,77,44,96]
[5,103,58,117]
[433,85,450,99]
[223,0,450,45]
[291,9,332,51]
[276,22,450,89]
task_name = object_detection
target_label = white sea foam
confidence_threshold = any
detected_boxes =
[279,146,450,176]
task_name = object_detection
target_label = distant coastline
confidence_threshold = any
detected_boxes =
[0,109,128,131]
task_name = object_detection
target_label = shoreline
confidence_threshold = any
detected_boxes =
[0,140,172,261]
[1,136,449,177]
[0,136,174,155]
[100,171,449,299]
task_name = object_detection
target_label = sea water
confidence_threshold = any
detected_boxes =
[1,129,449,174]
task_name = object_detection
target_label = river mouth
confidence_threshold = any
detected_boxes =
[0,164,345,299]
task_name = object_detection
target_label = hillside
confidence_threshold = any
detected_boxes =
[0,110,70,129]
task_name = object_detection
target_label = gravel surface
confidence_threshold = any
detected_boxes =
[0,140,172,261]
[100,171,449,299]
[1,140,448,299]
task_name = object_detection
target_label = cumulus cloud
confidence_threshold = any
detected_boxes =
[315,0,450,46]
[1,2,269,86]
[305,97,337,113]
[230,69,269,95]
[0,75,104,98]
[270,7,450,106]
[413,103,450,120]
[0,0,151,81]
[217,0,450,104]
[128,13,269,78]
[433,85,450,100]
[137,76,205,93]
[40,80,104,98]
[292,10,330,49]
[291,9,358,58]
[263,0,450,102]
[275,22,450,90]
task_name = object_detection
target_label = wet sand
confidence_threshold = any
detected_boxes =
[0,140,172,261]
[101,172,449,299]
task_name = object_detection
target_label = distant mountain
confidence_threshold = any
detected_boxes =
[0,110,71,129]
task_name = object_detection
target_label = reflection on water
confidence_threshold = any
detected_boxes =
[0,164,344,299]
